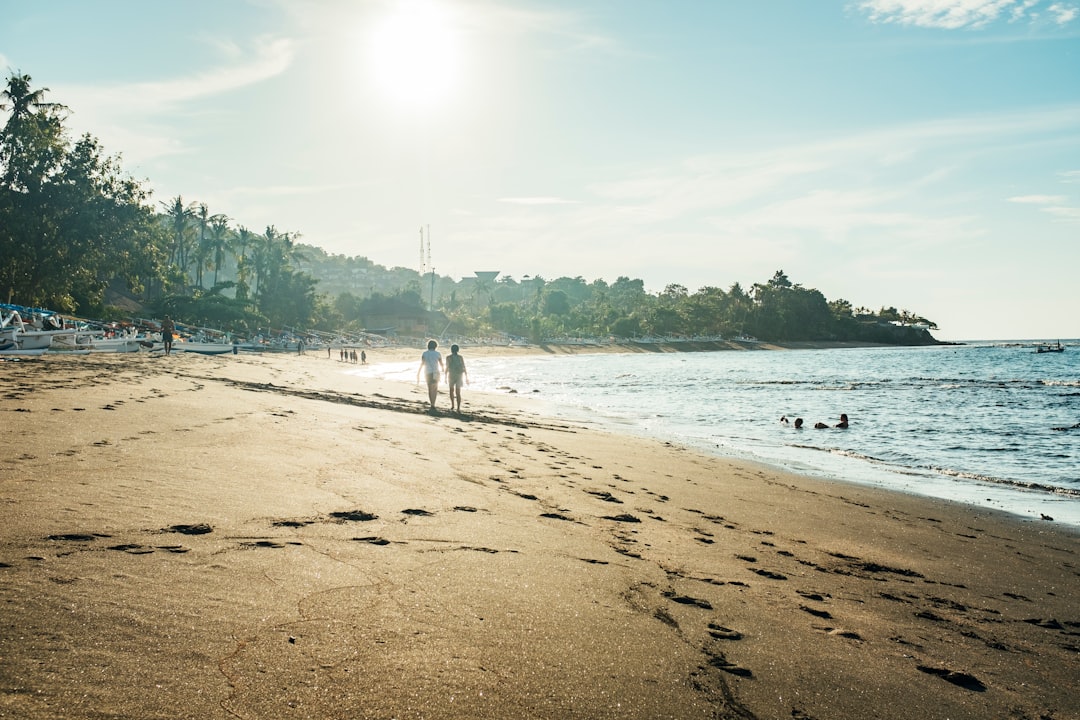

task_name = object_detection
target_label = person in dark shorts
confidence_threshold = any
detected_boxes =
[161,316,175,355]
[446,344,469,413]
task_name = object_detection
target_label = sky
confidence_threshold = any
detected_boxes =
[1,0,1078,341]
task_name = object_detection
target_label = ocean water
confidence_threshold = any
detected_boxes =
[354,342,1080,527]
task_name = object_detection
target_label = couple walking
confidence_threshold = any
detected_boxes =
[417,340,469,412]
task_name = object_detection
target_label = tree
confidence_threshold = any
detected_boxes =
[208,214,232,288]
[542,289,571,316]
[160,195,197,271]
[829,298,854,319]
[0,72,67,193]
[1,73,165,310]
[193,203,211,288]
[768,270,793,289]
[233,225,257,300]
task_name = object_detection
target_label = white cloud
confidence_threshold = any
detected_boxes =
[498,196,580,205]
[1043,205,1080,219]
[1009,194,1068,203]
[1049,2,1080,22]
[49,36,295,165]
[1008,192,1080,223]
[855,0,1078,28]
[66,35,294,112]
[1010,0,1041,21]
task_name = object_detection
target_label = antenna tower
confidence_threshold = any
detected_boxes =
[419,225,433,275]
[419,227,427,276]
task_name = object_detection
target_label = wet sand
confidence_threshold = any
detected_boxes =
[0,351,1076,719]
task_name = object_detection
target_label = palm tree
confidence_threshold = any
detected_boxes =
[208,215,233,288]
[233,226,257,300]
[1,73,60,117]
[251,225,305,299]
[193,203,212,289]
[160,196,197,273]
[1,72,68,192]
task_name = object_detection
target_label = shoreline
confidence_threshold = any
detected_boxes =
[346,342,1080,529]
[2,352,1076,719]
[349,337,947,363]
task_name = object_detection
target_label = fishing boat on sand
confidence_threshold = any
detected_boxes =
[0,308,93,352]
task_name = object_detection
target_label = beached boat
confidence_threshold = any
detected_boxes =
[1035,342,1065,354]
[51,330,144,353]
[147,336,236,355]
[0,344,49,356]
[0,309,86,351]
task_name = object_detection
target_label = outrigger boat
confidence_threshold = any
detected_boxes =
[0,308,93,351]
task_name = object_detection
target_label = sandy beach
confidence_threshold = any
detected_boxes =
[1,350,1076,720]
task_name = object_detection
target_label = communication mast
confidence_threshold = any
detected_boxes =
[419,226,428,276]
[419,226,435,310]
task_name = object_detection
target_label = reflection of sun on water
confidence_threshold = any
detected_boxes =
[367,0,462,110]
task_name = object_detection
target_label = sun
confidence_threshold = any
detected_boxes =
[366,0,463,110]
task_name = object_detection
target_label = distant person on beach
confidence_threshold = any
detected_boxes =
[161,316,175,356]
[361,350,366,364]
[794,418,804,429]
[417,339,444,409]
[446,344,469,413]
[836,413,849,429]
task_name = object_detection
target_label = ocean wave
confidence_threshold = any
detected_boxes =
[926,466,1080,498]
[1042,379,1080,388]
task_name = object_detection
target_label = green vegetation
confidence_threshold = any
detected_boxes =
[1,72,938,344]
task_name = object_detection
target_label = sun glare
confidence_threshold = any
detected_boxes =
[367,0,463,110]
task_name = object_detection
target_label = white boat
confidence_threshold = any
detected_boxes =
[0,309,80,351]
[0,342,49,356]
[51,329,144,353]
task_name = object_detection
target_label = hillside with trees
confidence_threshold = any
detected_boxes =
[1,72,939,345]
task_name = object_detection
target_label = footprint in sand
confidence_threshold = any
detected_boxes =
[662,590,713,610]
[705,650,753,677]
[353,536,391,546]
[164,523,213,535]
[240,540,296,549]
[708,622,743,641]
[330,510,378,522]
[799,604,832,619]
[47,533,109,542]
[108,543,155,555]
[815,626,863,640]
[916,666,986,691]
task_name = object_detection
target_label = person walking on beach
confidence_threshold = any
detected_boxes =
[161,316,175,356]
[417,339,444,410]
[446,344,469,413]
